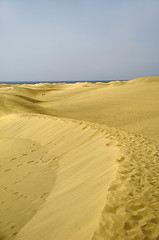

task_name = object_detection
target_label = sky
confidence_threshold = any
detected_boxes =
[0,0,159,82]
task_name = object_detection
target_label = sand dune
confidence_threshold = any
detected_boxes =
[0,77,159,240]
[37,77,159,140]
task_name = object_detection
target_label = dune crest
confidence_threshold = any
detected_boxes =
[0,114,119,240]
[0,77,159,239]
[92,129,159,239]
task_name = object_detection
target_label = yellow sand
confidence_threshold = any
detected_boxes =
[0,77,159,240]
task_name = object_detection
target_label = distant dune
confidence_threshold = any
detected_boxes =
[0,77,159,240]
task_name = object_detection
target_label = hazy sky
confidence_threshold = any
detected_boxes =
[0,0,159,82]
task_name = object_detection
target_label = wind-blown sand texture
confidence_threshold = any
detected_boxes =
[0,77,159,240]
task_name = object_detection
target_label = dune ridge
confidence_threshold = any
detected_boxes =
[0,114,119,240]
[92,128,159,239]
[0,77,159,239]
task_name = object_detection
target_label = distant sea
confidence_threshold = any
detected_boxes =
[0,80,129,85]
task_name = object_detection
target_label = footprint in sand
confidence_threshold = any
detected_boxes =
[4,169,11,172]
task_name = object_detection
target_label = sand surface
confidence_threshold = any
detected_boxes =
[0,77,159,240]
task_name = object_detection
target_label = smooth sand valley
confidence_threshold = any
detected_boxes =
[0,77,159,240]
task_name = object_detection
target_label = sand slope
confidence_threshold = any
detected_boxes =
[0,115,119,240]
[37,77,159,140]
[0,77,159,240]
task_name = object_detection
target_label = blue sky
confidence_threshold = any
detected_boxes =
[0,0,159,81]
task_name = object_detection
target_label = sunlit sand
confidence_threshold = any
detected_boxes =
[0,77,159,240]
